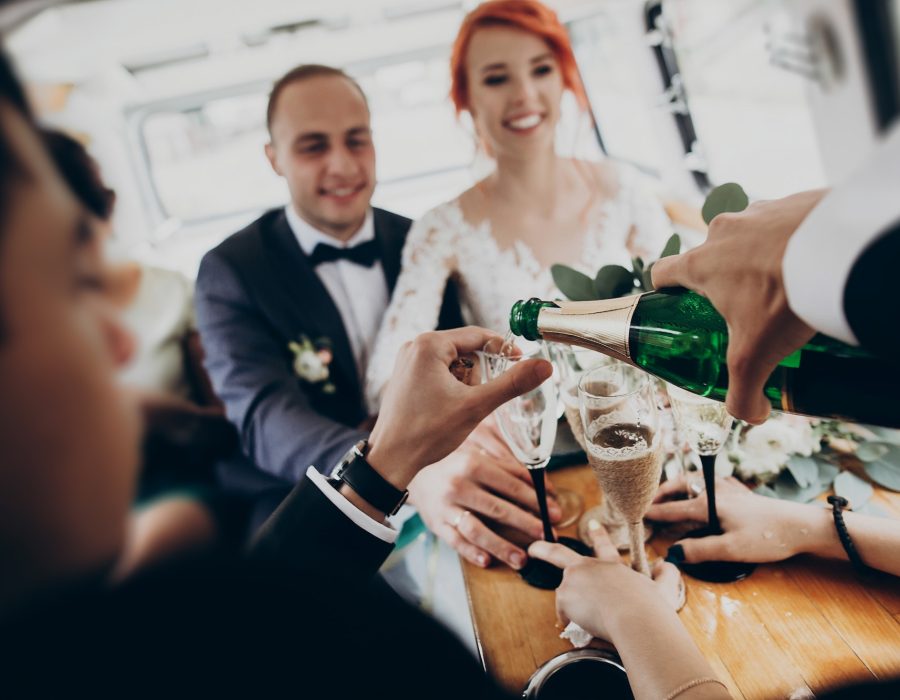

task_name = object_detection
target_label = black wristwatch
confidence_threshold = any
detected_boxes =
[333,439,408,516]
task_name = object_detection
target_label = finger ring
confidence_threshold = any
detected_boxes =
[452,509,470,529]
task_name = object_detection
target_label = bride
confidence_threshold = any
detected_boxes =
[365,0,674,570]
[367,0,672,404]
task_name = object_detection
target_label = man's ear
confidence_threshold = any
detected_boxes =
[264,142,282,176]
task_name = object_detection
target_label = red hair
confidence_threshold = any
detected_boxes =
[449,0,588,114]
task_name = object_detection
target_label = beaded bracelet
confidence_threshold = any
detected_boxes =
[827,495,869,574]
[663,677,728,700]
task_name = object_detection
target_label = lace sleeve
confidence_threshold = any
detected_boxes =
[623,167,675,260]
[365,207,457,413]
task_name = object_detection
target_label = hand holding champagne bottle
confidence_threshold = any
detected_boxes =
[649,189,824,424]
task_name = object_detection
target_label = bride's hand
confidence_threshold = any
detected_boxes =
[408,420,561,570]
[646,474,813,565]
[529,522,683,642]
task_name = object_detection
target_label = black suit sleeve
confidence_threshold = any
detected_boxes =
[844,220,900,357]
[249,472,393,578]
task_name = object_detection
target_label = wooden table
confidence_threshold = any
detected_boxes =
[460,464,900,698]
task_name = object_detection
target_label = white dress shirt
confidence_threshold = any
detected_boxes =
[286,206,395,544]
[285,205,390,381]
[305,467,398,543]
[783,122,900,344]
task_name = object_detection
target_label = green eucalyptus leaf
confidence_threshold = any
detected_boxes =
[857,442,891,462]
[660,233,681,258]
[754,484,779,499]
[641,261,655,292]
[856,501,891,517]
[833,471,873,510]
[702,183,749,224]
[631,256,645,275]
[772,468,828,502]
[866,426,900,444]
[786,455,818,489]
[551,264,595,301]
[862,442,900,491]
[818,460,840,484]
[593,265,635,299]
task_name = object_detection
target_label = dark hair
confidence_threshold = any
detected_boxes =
[0,48,35,341]
[1,49,33,202]
[266,64,367,134]
[43,129,116,220]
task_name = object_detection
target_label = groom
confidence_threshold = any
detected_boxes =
[195,64,463,525]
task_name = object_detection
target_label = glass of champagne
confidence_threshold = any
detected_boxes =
[579,364,663,575]
[543,343,613,527]
[482,338,591,589]
[666,384,756,582]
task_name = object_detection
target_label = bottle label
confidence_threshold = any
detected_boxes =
[537,295,642,363]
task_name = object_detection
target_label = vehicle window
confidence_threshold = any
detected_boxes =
[661,0,827,198]
[140,91,282,223]
[568,10,666,176]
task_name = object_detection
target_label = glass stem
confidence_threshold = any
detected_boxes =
[700,454,721,534]
[529,467,556,543]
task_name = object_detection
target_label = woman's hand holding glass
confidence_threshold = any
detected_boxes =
[529,523,683,642]
[649,474,827,565]
[664,385,755,582]
[579,364,663,575]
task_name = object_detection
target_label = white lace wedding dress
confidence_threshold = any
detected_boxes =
[366,164,674,412]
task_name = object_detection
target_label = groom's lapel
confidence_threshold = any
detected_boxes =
[373,208,405,296]
[261,211,361,400]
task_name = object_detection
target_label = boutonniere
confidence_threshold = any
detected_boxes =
[289,335,336,394]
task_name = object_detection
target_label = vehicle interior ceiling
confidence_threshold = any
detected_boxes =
[4,0,829,285]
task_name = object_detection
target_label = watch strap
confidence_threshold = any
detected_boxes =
[336,441,408,516]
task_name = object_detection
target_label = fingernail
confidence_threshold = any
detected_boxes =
[587,519,601,531]
[665,544,685,565]
[478,554,489,567]
[549,504,562,519]
[510,552,525,569]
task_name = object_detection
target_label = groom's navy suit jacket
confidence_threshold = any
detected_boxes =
[195,207,463,518]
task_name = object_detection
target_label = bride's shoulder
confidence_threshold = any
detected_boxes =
[570,158,627,197]
[576,158,651,200]
[405,198,472,252]
[417,186,488,232]
[412,197,465,232]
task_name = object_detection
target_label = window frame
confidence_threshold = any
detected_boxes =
[643,0,711,192]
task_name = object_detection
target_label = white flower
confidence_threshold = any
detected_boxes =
[293,349,328,383]
[732,415,819,480]
[715,451,735,477]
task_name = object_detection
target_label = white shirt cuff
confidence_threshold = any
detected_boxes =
[783,122,900,344]
[305,466,398,544]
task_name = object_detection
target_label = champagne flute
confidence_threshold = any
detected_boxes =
[579,364,662,575]
[666,384,756,582]
[482,339,591,589]
[541,343,605,527]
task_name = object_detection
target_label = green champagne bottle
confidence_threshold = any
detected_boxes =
[510,289,899,428]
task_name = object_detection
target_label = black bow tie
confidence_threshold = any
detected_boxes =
[307,239,380,268]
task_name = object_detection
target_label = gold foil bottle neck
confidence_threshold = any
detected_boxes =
[536,295,642,364]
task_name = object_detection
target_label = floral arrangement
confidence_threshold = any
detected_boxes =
[552,182,900,507]
[289,335,336,394]
[709,417,900,511]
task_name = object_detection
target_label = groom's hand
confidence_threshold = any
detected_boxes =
[366,327,552,493]
[407,420,561,570]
